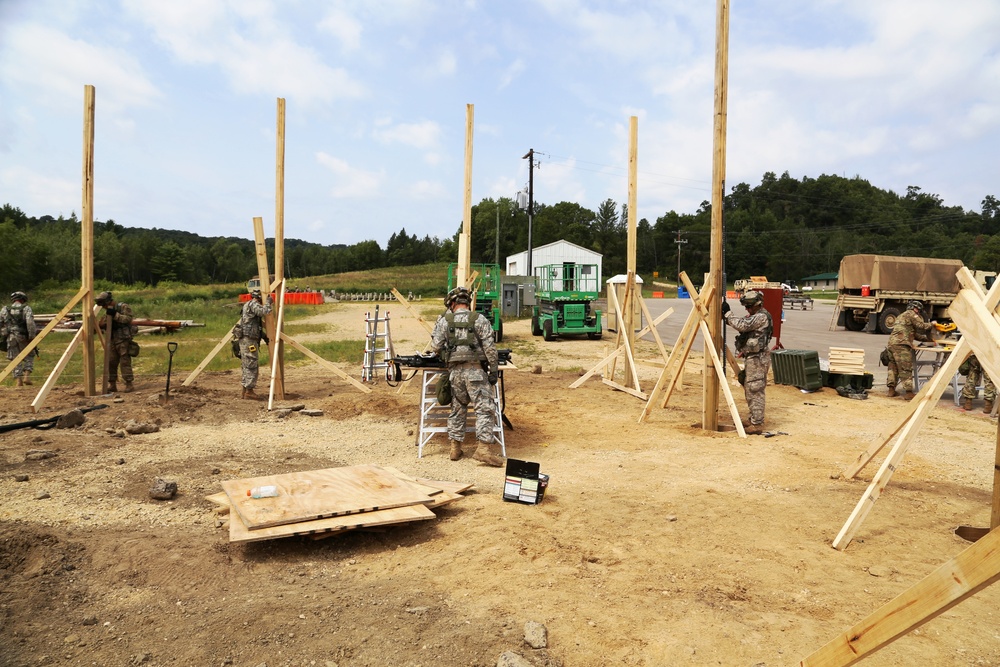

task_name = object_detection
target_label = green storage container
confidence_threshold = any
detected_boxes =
[771,349,823,391]
[827,372,874,391]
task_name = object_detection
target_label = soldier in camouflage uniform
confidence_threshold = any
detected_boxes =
[723,290,773,435]
[961,355,996,413]
[886,300,935,399]
[95,291,136,393]
[430,286,502,466]
[1,291,37,386]
[236,288,273,399]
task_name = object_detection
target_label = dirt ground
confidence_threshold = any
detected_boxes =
[1,301,999,667]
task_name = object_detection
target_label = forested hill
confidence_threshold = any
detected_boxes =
[2,171,998,294]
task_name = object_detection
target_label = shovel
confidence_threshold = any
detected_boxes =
[164,342,178,400]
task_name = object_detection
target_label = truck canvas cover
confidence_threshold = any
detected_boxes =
[836,255,963,292]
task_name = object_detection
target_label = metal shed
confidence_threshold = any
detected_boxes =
[505,239,603,278]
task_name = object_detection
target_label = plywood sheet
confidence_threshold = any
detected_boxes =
[414,478,475,494]
[230,503,436,543]
[221,464,434,530]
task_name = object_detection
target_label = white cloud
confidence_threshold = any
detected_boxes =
[498,59,524,90]
[0,23,161,113]
[0,165,79,217]
[317,8,364,52]
[123,0,366,106]
[408,180,446,199]
[372,120,442,150]
[316,152,384,198]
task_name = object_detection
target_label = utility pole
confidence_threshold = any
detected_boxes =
[674,230,688,286]
[522,148,535,278]
[495,205,500,266]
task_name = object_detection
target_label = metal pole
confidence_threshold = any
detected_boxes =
[495,205,500,266]
[523,148,534,278]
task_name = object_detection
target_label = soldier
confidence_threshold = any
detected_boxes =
[723,290,773,435]
[430,286,503,466]
[961,355,996,413]
[95,291,135,393]
[1,291,37,386]
[236,287,273,399]
[886,300,935,399]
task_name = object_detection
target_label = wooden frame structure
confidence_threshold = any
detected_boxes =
[0,85,110,411]
[833,266,1000,550]
[637,273,746,437]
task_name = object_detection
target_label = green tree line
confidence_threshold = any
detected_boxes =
[3,171,999,295]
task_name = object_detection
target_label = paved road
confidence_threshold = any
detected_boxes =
[632,297,915,391]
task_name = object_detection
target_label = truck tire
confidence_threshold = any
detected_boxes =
[843,312,866,331]
[877,306,901,335]
[587,326,602,340]
[543,319,555,341]
[531,315,542,336]
[494,319,503,343]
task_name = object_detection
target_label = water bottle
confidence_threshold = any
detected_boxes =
[247,485,279,499]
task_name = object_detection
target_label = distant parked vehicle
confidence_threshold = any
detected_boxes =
[801,286,814,292]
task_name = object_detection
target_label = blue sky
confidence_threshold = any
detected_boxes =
[1,0,998,249]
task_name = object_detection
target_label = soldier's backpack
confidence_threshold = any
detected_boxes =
[435,372,452,406]
[879,347,891,367]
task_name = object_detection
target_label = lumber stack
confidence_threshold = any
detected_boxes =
[829,347,865,375]
[206,464,473,543]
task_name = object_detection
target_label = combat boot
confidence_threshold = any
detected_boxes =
[449,441,464,461]
[108,382,118,393]
[963,398,974,411]
[124,381,134,393]
[984,403,993,414]
[745,424,764,435]
[16,376,23,387]
[886,386,897,398]
[242,388,257,400]
[22,372,32,386]
[901,391,915,401]
[472,442,503,467]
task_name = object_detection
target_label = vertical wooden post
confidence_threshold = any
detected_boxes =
[253,217,282,398]
[993,423,1000,530]
[274,97,285,287]
[273,98,286,390]
[81,85,96,396]
[703,0,730,431]
[624,116,639,386]
[457,103,474,288]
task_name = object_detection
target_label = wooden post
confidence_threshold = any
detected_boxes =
[703,0,730,431]
[274,98,287,387]
[252,216,283,398]
[624,116,639,387]
[456,103,474,288]
[81,84,96,396]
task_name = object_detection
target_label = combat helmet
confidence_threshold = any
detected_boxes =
[739,290,763,308]
[10,291,27,303]
[95,291,113,306]
[444,286,472,308]
[907,299,924,311]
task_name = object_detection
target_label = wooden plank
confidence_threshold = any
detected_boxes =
[81,85,96,395]
[221,464,432,530]
[639,299,702,422]
[267,280,287,410]
[232,503,437,543]
[636,295,669,362]
[205,492,230,507]
[833,336,970,550]
[660,283,717,409]
[601,378,647,400]
[697,319,747,438]
[0,286,87,385]
[280,332,372,393]
[801,526,1000,666]
[569,347,624,389]
[274,97,285,285]
[379,466,444,496]
[424,490,465,508]
[994,423,1000,530]
[31,326,84,413]
[413,478,475,494]
[183,326,237,387]
[391,288,434,335]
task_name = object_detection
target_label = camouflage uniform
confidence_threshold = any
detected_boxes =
[961,355,996,407]
[99,301,135,388]
[1,298,37,380]
[886,309,934,393]
[237,295,272,390]
[431,307,499,448]
[725,307,773,428]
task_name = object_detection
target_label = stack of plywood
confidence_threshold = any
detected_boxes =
[206,464,473,543]
[829,347,866,375]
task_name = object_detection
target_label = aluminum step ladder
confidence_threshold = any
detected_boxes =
[362,305,394,383]
[417,369,506,458]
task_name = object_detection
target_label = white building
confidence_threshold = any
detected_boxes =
[505,239,603,280]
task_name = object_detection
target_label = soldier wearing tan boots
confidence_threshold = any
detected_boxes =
[430,286,503,466]
[95,291,136,393]
[885,300,935,400]
[236,287,273,399]
[1,291,37,386]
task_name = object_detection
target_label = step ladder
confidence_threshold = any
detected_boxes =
[362,305,394,383]
[417,370,506,458]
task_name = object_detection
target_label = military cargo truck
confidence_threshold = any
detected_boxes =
[835,254,965,334]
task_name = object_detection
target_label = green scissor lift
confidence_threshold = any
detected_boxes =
[447,263,503,342]
[531,263,602,341]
